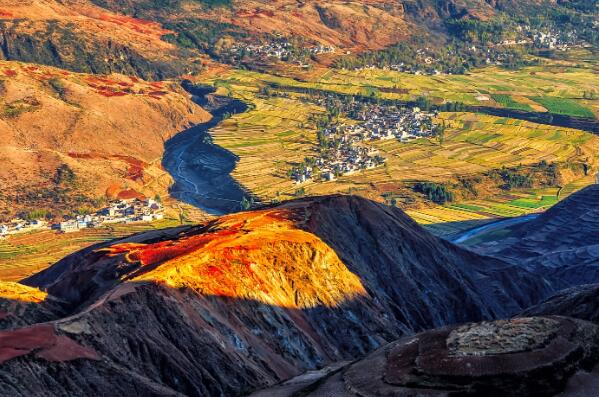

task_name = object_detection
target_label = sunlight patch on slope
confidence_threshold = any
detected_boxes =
[100,208,368,309]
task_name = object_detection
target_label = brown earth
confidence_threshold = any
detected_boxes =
[0,60,210,219]
[207,0,412,51]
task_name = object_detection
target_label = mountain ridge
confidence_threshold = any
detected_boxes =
[1,194,553,396]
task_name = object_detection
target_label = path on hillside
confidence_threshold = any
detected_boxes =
[162,85,250,215]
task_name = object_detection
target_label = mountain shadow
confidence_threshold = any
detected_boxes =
[1,194,559,396]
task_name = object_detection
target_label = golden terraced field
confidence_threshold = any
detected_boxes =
[198,65,599,235]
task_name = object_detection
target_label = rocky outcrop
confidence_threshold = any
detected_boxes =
[0,282,65,330]
[522,284,599,324]
[253,316,599,396]
[0,195,552,396]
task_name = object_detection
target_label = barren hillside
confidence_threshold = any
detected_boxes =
[0,60,210,219]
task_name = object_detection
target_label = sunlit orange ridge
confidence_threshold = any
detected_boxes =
[99,208,368,309]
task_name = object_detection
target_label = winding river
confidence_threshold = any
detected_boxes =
[451,214,540,244]
[162,83,249,215]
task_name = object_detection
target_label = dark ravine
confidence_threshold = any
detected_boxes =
[162,83,251,215]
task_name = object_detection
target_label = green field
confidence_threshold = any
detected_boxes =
[530,96,596,118]
[410,175,595,236]
[491,94,533,111]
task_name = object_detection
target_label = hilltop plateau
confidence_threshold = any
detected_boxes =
[252,316,599,396]
[523,284,599,324]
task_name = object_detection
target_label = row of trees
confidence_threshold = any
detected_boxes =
[413,182,454,204]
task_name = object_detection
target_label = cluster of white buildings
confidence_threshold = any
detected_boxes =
[291,105,439,184]
[353,63,444,76]
[227,40,335,62]
[0,198,165,238]
[495,25,579,51]
[0,219,47,238]
[291,143,384,184]
[532,31,575,50]
[351,106,438,142]
[310,44,337,55]
[53,198,164,233]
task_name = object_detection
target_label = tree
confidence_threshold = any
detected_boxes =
[240,196,253,210]
[434,124,446,146]
[178,209,188,225]
[53,164,76,186]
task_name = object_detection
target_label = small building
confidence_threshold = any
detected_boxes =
[59,221,79,233]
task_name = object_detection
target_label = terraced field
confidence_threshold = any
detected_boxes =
[0,219,184,281]
[410,174,597,236]
[210,92,599,201]
[211,65,598,118]
[314,67,599,117]
[196,65,599,236]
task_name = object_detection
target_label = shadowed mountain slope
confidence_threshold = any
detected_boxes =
[0,195,552,396]
[472,185,599,289]
[0,282,65,330]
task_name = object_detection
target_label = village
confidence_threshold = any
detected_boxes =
[290,104,441,184]
[0,197,164,238]
[494,25,579,51]
[226,38,335,65]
